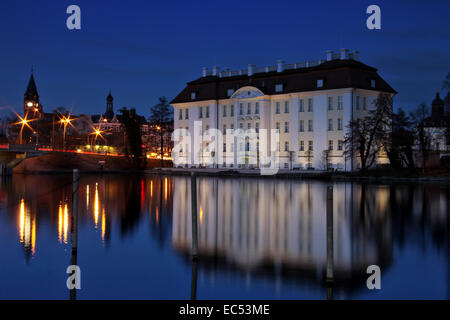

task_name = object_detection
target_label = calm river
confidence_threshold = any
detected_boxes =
[0,174,448,299]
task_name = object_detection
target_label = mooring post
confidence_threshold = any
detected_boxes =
[326,184,334,299]
[190,257,198,300]
[191,172,199,260]
[70,169,80,300]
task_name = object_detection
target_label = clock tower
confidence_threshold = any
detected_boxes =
[24,70,43,116]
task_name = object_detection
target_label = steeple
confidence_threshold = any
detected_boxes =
[431,92,444,118]
[24,69,42,115]
[104,90,114,120]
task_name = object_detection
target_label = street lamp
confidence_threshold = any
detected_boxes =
[13,113,35,144]
[58,114,74,150]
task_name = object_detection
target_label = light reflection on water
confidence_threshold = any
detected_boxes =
[0,174,448,299]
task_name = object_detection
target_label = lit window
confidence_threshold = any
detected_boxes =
[227,89,234,97]
[317,79,323,88]
[191,92,196,100]
[371,79,376,88]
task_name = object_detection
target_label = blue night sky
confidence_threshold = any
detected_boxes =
[0,0,449,118]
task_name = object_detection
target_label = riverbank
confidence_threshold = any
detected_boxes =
[143,167,450,183]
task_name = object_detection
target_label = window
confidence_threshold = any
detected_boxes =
[299,120,304,132]
[299,140,304,151]
[276,102,280,114]
[328,119,333,131]
[276,122,280,131]
[223,143,226,152]
[308,120,313,132]
[308,140,313,151]
[255,103,259,114]
[275,84,283,92]
[206,106,209,118]
[231,105,234,116]
[231,124,234,130]
[299,99,304,112]
[199,107,203,118]
[284,121,289,133]
[247,103,251,115]
[191,92,196,100]
[284,142,289,151]
[223,105,227,117]
[328,97,333,110]
[223,125,227,134]
[178,110,182,120]
[356,96,360,110]
[337,96,343,110]
[363,97,367,110]
[247,123,251,129]
[308,99,313,112]
[239,103,243,115]
[338,118,343,130]
[284,101,289,113]
[255,122,259,133]
[239,123,243,129]
[185,127,189,136]
[371,79,376,88]
[227,89,234,97]
[338,140,343,151]
[185,109,189,119]
[317,79,323,88]
[328,140,333,151]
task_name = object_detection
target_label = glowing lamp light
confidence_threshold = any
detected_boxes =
[27,102,33,107]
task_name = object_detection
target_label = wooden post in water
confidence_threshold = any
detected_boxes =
[190,258,198,300]
[70,169,79,300]
[191,172,199,260]
[326,184,334,300]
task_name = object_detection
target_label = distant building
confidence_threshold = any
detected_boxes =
[171,49,396,170]
[424,92,449,153]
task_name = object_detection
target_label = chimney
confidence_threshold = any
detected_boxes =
[340,48,349,60]
[248,64,255,76]
[202,67,208,77]
[326,50,333,61]
[212,66,220,76]
[277,60,285,72]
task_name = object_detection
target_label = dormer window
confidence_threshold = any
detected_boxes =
[371,79,376,88]
[227,89,234,97]
[275,84,283,93]
[191,92,196,100]
[317,79,324,88]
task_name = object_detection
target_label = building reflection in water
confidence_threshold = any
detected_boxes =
[172,178,449,294]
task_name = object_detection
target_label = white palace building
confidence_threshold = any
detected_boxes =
[171,49,396,171]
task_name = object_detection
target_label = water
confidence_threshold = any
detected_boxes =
[0,174,448,300]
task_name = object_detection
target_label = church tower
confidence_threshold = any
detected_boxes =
[104,90,114,120]
[24,70,43,116]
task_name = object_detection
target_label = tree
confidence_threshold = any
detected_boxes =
[148,97,173,167]
[344,93,393,171]
[118,107,144,169]
[385,108,415,170]
[410,103,431,173]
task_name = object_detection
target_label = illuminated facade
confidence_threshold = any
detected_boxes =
[172,49,396,170]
